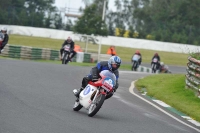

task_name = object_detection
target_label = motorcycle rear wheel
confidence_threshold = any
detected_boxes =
[88,94,106,117]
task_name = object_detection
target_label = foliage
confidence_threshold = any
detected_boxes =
[189,53,200,60]
[0,0,67,29]
[132,0,200,44]
[106,0,200,45]
[1,0,200,45]
[73,3,108,36]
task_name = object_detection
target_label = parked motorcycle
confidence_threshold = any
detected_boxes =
[61,45,71,64]
[73,70,116,117]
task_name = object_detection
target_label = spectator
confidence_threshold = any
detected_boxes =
[107,46,117,56]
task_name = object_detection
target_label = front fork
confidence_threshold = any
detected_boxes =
[91,87,106,104]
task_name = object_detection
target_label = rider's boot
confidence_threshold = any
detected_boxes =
[69,57,72,62]
[73,87,84,98]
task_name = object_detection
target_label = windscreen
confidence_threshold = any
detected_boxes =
[100,70,116,86]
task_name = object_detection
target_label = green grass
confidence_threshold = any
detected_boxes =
[9,34,189,66]
[135,74,200,122]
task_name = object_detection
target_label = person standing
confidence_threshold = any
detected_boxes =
[107,46,117,56]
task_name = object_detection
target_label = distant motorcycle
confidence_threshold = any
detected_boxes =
[151,58,160,73]
[132,60,139,71]
[61,45,71,64]
[159,64,172,73]
[0,32,4,53]
[131,54,141,71]
[73,70,116,117]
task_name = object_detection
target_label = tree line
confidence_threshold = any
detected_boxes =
[0,0,199,45]
[0,0,73,30]
[77,0,200,45]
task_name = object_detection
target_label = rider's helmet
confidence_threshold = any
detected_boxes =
[154,52,158,56]
[66,36,72,43]
[160,62,164,66]
[135,50,140,54]
[1,27,7,34]
[108,56,121,71]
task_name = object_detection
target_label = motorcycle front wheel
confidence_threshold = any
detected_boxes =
[73,100,83,111]
[152,63,157,73]
[88,94,106,117]
[62,52,69,64]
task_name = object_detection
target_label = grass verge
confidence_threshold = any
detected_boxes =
[135,74,200,122]
[9,34,189,66]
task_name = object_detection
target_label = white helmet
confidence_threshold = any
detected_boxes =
[1,27,7,34]
[160,62,164,66]
[108,56,121,71]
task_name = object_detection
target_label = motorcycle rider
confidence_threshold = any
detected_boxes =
[159,62,165,72]
[151,52,161,68]
[60,36,76,61]
[131,50,142,65]
[151,53,160,63]
[0,27,9,53]
[74,56,122,100]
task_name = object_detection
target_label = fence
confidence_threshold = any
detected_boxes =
[2,24,200,54]
[0,44,111,63]
[185,56,200,98]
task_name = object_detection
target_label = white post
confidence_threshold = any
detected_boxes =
[98,0,107,62]
[86,35,88,53]
[102,0,106,21]
[98,37,102,62]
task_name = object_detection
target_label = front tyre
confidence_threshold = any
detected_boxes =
[73,100,83,111]
[88,94,106,117]
[62,52,69,64]
[62,53,67,64]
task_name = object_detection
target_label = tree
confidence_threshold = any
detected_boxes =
[0,0,61,29]
[133,0,200,44]
[73,4,108,36]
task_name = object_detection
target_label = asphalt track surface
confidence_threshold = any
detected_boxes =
[0,59,199,133]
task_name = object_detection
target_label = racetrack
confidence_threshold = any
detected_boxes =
[0,59,199,133]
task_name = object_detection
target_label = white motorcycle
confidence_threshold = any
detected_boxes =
[151,58,160,73]
[73,70,116,117]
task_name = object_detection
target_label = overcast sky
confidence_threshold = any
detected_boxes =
[54,0,116,14]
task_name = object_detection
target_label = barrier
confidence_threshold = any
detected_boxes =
[1,25,199,54]
[137,66,152,73]
[185,56,200,98]
[90,53,111,62]
[0,44,110,63]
